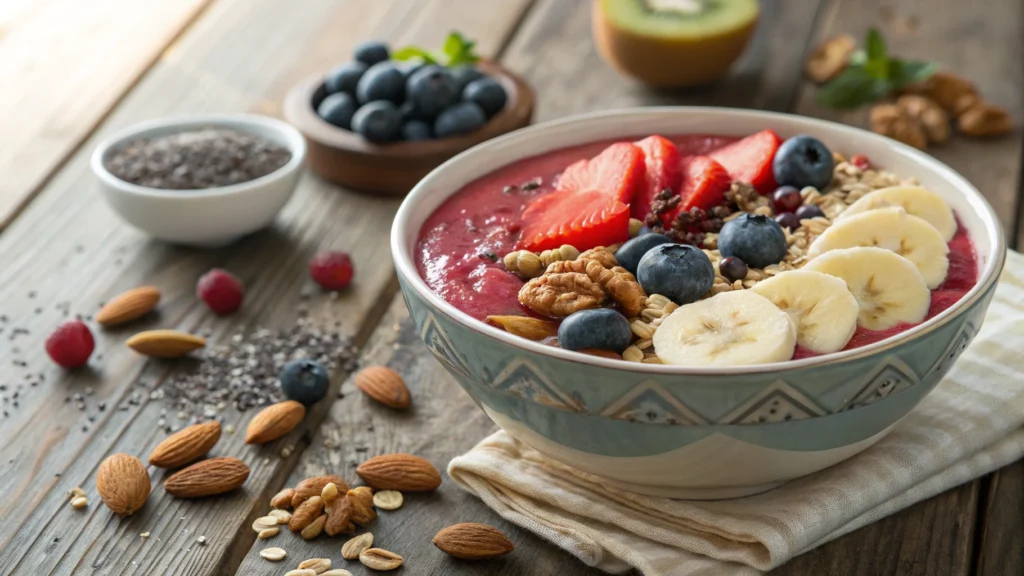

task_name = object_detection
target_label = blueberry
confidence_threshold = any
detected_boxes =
[450,65,485,93]
[638,225,654,236]
[773,135,835,190]
[719,257,748,283]
[355,62,405,104]
[557,309,632,353]
[351,101,402,143]
[462,77,507,117]
[613,233,673,276]
[353,40,390,66]
[406,65,460,117]
[402,120,433,141]
[316,92,357,129]
[400,59,428,79]
[636,244,715,305]
[399,101,432,123]
[775,212,801,231]
[717,214,788,268]
[796,204,825,220]
[324,62,367,96]
[279,359,330,405]
[433,102,486,138]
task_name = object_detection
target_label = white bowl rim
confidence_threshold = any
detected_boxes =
[90,113,307,199]
[391,106,1007,376]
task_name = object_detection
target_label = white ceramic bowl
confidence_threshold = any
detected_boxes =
[91,114,306,247]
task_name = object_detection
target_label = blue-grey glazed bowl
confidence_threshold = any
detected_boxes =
[391,108,1006,499]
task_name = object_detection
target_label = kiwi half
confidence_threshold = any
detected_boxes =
[593,0,759,87]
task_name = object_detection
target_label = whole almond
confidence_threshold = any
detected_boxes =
[96,286,161,327]
[164,457,249,498]
[301,514,327,539]
[433,523,515,559]
[245,400,305,444]
[356,453,441,492]
[486,315,559,340]
[271,487,296,509]
[359,548,403,571]
[148,421,221,468]
[126,330,206,358]
[289,495,324,532]
[323,495,354,537]
[342,533,374,559]
[96,453,150,516]
[354,366,411,409]
[292,475,349,507]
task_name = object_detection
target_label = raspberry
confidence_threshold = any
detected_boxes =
[45,320,94,368]
[850,154,871,170]
[197,269,244,315]
[309,251,355,290]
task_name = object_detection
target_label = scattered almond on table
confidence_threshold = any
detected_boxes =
[353,366,411,409]
[244,400,305,444]
[355,453,442,492]
[126,329,206,358]
[96,453,150,516]
[95,286,161,327]
[163,457,250,498]
[148,420,222,468]
[433,522,515,560]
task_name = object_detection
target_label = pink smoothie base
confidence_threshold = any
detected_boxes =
[415,135,979,360]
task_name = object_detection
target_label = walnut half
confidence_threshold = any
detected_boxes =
[518,272,605,317]
[869,103,928,149]
[805,34,856,84]
[896,94,950,145]
[958,103,1013,137]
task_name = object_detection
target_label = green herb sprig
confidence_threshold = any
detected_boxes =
[393,31,480,67]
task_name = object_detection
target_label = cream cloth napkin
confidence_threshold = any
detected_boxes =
[449,250,1024,576]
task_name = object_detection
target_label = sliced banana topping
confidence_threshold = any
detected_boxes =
[804,247,931,331]
[807,206,949,289]
[838,185,957,242]
[653,290,796,367]
[750,269,859,354]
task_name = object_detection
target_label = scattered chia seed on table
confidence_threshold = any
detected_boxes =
[104,128,292,190]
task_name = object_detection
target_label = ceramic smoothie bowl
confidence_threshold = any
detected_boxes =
[391,107,1005,499]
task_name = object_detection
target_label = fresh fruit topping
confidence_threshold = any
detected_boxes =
[434,102,486,138]
[653,290,796,366]
[355,62,405,105]
[775,212,800,231]
[795,204,825,220]
[770,185,802,213]
[773,135,835,190]
[462,77,508,117]
[850,154,871,170]
[401,120,433,141]
[670,155,731,216]
[708,129,782,193]
[450,65,485,93]
[317,93,357,129]
[838,185,957,241]
[804,247,931,330]
[279,359,331,405]
[352,101,403,143]
[45,320,94,368]
[751,270,859,354]
[197,268,244,315]
[406,65,460,117]
[717,213,788,268]
[559,142,647,205]
[309,251,355,290]
[353,40,390,66]
[613,232,673,276]
[631,135,681,220]
[807,206,949,288]
[557,308,632,353]
[518,190,630,252]
[324,62,368,96]
[636,243,714,305]
[718,256,748,282]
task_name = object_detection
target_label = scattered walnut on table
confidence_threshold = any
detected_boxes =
[896,94,950,144]
[905,71,980,117]
[869,103,928,149]
[804,33,857,84]
[958,103,1013,137]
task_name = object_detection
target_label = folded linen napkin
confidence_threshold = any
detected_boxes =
[448,250,1024,576]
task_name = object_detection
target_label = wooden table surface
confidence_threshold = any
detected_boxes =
[0,1,1021,575]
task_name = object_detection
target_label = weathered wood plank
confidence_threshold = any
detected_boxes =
[976,462,1024,576]
[0,0,214,231]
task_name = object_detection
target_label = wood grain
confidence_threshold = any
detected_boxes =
[0,0,214,231]
[975,462,1024,576]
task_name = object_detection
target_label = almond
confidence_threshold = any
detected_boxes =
[291,475,349,507]
[164,457,250,498]
[355,453,441,492]
[126,329,206,358]
[354,366,411,409]
[96,453,150,516]
[271,487,296,509]
[245,400,305,444]
[289,495,325,532]
[96,286,161,327]
[148,421,221,468]
[486,315,559,340]
[432,523,515,559]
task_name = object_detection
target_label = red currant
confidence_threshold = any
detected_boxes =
[850,154,871,170]
[775,212,801,231]
[770,186,802,213]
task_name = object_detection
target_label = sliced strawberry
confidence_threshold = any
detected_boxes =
[631,136,682,220]
[660,156,732,225]
[708,129,783,194]
[556,142,646,204]
[517,189,630,252]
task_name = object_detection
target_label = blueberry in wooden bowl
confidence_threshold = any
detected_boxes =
[284,34,535,196]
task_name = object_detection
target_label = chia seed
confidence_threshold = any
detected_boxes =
[104,128,292,190]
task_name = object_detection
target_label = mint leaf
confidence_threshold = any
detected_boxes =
[441,31,480,66]
[392,46,438,64]
[890,59,938,89]
[863,28,890,80]
[817,66,892,109]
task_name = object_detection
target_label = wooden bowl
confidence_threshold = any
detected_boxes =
[283,61,535,196]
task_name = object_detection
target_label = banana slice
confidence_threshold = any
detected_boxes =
[803,247,930,331]
[807,206,949,288]
[750,270,859,354]
[838,185,957,241]
[653,290,795,367]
